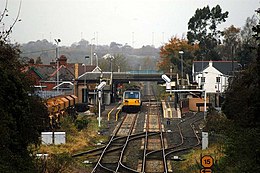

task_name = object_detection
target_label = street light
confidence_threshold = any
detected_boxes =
[162,74,172,101]
[90,38,95,65]
[179,51,184,79]
[94,52,98,67]
[82,56,89,103]
[97,81,106,127]
[102,53,114,72]
[54,39,61,92]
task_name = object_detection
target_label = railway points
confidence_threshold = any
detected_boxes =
[71,82,205,172]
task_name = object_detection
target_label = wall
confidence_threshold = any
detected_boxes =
[195,65,229,93]
[189,97,209,112]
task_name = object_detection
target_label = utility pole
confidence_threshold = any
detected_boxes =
[55,39,61,93]
[90,38,95,65]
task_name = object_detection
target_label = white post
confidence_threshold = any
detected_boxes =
[204,90,207,121]
[202,132,209,150]
[98,90,101,127]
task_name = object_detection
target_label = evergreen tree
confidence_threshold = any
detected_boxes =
[221,9,260,172]
[0,41,49,172]
[187,5,228,60]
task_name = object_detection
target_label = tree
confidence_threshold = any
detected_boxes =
[221,9,260,172]
[140,56,156,70]
[187,5,228,60]
[158,37,198,75]
[221,25,241,61]
[237,15,258,67]
[0,41,49,173]
[99,53,128,72]
[35,56,43,64]
[0,0,22,42]
[1,7,49,170]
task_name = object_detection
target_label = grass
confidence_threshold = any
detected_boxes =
[37,113,109,155]
[173,144,225,172]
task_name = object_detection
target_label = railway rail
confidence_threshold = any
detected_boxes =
[139,100,168,173]
[72,82,205,172]
[91,113,138,172]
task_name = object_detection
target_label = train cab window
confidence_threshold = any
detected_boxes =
[125,91,139,99]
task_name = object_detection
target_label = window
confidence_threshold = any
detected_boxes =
[124,91,139,99]
[216,77,220,83]
[201,77,205,83]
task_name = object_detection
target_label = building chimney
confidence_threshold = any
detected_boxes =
[209,61,213,67]
[50,60,56,66]
[28,58,34,65]
[75,63,79,79]
[59,55,67,66]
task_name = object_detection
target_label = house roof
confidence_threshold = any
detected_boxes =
[26,63,97,81]
[29,66,44,79]
[193,61,239,75]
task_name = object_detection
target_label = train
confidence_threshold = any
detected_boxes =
[122,89,142,113]
[45,95,78,128]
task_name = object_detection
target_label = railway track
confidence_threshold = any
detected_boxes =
[72,82,205,172]
[91,113,138,172]
[139,100,168,173]
[165,113,202,159]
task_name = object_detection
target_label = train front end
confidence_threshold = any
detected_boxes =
[122,90,141,113]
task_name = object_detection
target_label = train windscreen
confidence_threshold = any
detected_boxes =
[124,91,139,99]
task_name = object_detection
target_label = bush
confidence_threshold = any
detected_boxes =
[74,118,89,131]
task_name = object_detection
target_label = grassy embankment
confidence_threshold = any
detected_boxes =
[172,143,225,172]
[38,113,108,155]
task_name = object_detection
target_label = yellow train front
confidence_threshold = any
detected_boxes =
[122,90,141,113]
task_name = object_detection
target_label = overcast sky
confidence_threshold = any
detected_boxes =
[2,0,259,48]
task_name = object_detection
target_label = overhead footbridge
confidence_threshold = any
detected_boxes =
[77,70,177,83]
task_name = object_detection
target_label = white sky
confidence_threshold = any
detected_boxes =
[2,0,259,48]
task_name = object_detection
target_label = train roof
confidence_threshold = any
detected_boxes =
[124,89,140,92]
[125,86,141,91]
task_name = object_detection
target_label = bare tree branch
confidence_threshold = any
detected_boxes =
[0,0,8,22]
[0,0,22,42]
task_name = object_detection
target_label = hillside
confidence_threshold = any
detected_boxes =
[20,39,160,71]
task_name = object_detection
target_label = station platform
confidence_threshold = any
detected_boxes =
[161,101,181,119]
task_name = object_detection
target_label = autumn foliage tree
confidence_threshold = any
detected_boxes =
[221,25,241,61]
[158,37,198,76]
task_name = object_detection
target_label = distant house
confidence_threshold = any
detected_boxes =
[25,55,97,97]
[192,60,240,93]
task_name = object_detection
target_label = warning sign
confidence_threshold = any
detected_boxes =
[201,155,214,168]
[200,168,212,173]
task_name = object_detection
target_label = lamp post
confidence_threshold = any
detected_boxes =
[179,51,184,79]
[82,63,86,103]
[97,81,106,127]
[82,56,89,103]
[94,52,98,67]
[54,39,61,92]
[90,38,95,65]
[109,55,114,72]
